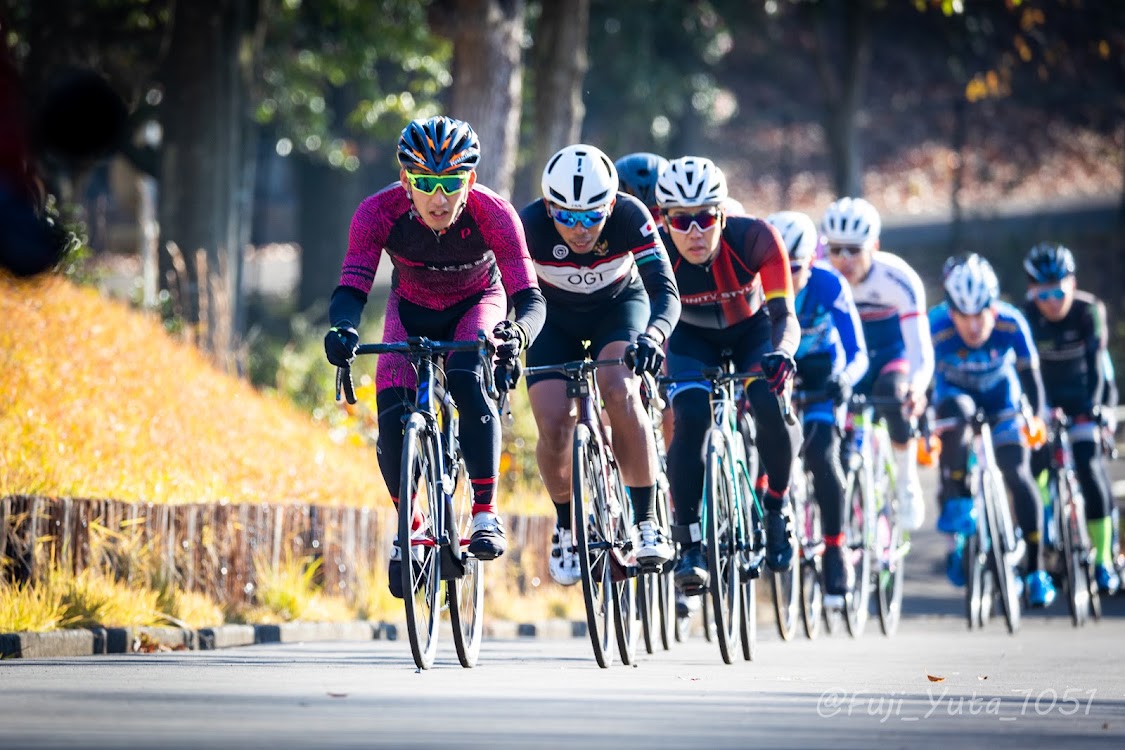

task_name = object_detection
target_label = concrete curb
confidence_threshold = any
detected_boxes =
[0,618,588,659]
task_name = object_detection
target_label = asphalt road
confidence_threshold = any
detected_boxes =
[2,468,1124,750]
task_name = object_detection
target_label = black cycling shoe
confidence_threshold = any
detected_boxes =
[821,544,853,601]
[765,509,794,572]
[674,546,709,593]
[388,556,404,599]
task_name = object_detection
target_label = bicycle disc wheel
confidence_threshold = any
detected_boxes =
[446,452,483,667]
[876,499,905,637]
[737,466,760,661]
[573,424,614,668]
[399,416,442,670]
[704,438,741,664]
[984,472,1020,634]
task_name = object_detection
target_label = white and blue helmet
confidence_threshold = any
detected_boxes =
[944,253,1000,315]
[821,196,881,248]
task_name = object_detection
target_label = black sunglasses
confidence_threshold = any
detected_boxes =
[827,245,865,257]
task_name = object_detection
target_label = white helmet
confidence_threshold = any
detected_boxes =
[943,254,999,315]
[655,156,728,209]
[541,144,618,210]
[821,196,881,248]
[766,211,819,262]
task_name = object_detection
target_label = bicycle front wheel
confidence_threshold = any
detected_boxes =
[399,415,442,669]
[1059,474,1091,627]
[704,437,741,664]
[737,465,760,662]
[446,451,484,667]
[984,469,1020,634]
[876,493,905,637]
[573,424,615,668]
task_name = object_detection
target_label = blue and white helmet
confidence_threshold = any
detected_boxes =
[766,211,819,262]
[1023,242,1076,283]
[944,254,1000,315]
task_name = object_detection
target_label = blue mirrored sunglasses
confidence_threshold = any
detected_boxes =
[550,205,609,228]
[1034,287,1067,302]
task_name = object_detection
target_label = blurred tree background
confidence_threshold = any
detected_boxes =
[4,0,1124,387]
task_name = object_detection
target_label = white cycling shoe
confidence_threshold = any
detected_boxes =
[634,520,673,567]
[897,476,926,532]
[549,525,581,586]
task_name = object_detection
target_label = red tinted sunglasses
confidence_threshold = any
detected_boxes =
[664,209,722,233]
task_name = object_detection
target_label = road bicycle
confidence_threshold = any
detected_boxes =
[840,394,911,638]
[932,407,1024,634]
[336,332,496,669]
[522,354,639,668]
[638,371,675,653]
[1041,409,1101,626]
[665,359,767,664]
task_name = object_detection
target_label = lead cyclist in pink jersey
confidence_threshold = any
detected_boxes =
[323,116,546,598]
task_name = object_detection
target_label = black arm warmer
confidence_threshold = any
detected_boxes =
[636,252,682,342]
[328,285,368,328]
[510,286,547,346]
[765,296,801,356]
[1084,304,1106,408]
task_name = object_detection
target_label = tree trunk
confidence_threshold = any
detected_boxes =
[159,0,259,364]
[812,0,871,197]
[531,0,589,185]
[296,156,365,322]
[445,0,526,198]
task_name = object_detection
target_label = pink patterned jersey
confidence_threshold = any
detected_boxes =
[338,182,538,309]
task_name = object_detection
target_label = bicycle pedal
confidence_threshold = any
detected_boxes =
[439,546,465,580]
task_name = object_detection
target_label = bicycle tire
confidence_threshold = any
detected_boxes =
[704,437,741,664]
[737,459,760,661]
[770,491,801,642]
[795,470,823,640]
[608,467,638,666]
[876,491,905,637]
[984,469,1020,634]
[640,474,674,653]
[447,452,484,667]
[399,415,442,669]
[964,528,986,630]
[573,424,615,668]
[1061,474,1093,627]
[844,452,873,639]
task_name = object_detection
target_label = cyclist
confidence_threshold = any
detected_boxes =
[767,210,868,605]
[615,152,669,225]
[822,197,932,532]
[655,156,800,593]
[521,144,681,585]
[930,254,1055,607]
[323,116,546,597]
[1022,243,1120,595]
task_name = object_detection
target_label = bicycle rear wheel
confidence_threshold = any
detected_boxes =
[984,470,1020,634]
[573,424,615,668]
[844,460,872,639]
[446,452,483,667]
[876,496,905,637]
[639,474,674,654]
[399,415,442,670]
[737,467,760,661]
[704,438,741,664]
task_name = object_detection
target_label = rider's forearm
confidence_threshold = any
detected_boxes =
[329,284,367,328]
[765,296,800,356]
[509,286,546,345]
[1017,365,1045,415]
[901,314,934,393]
[636,253,681,342]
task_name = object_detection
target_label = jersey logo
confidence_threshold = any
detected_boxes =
[552,244,569,260]
[640,220,655,238]
[461,228,471,239]
[593,240,609,256]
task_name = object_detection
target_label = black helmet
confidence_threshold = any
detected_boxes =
[397,116,480,173]
[614,152,669,211]
[1023,242,1076,283]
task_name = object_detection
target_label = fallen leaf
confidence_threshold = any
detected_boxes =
[977,675,988,681]
[927,674,946,682]
[327,692,348,698]
[1103,723,1110,730]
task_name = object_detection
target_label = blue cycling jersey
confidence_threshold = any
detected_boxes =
[794,262,868,386]
[930,300,1039,407]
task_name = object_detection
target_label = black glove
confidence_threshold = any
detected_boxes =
[760,350,796,395]
[324,324,359,367]
[824,374,852,405]
[494,358,523,393]
[492,319,529,361]
[623,333,664,376]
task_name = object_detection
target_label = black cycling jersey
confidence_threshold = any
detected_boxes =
[519,192,680,341]
[1023,290,1107,414]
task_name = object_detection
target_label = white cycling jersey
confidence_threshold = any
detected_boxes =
[848,251,934,392]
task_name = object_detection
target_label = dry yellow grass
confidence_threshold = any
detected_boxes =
[0,271,386,507]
